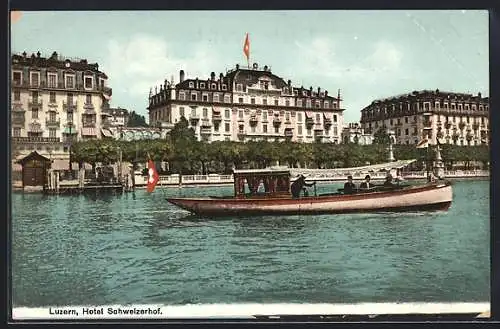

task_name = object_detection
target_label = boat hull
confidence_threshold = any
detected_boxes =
[166,182,453,217]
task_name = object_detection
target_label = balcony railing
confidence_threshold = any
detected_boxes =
[200,127,212,134]
[201,119,211,127]
[29,99,43,108]
[82,121,96,128]
[190,114,200,121]
[63,101,77,111]
[45,119,61,127]
[11,137,60,143]
[83,102,95,110]
[212,114,222,121]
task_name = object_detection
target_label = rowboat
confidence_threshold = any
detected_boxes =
[166,167,453,217]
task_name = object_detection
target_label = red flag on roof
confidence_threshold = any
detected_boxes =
[147,159,160,193]
[243,33,250,62]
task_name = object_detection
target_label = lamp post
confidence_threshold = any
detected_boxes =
[387,129,396,162]
[67,122,75,179]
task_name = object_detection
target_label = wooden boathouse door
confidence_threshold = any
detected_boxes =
[17,151,51,188]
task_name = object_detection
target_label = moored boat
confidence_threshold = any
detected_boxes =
[166,167,452,217]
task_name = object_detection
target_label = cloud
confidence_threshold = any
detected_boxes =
[102,34,221,98]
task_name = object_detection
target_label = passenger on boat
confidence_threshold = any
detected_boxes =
[302,187,309,197]
[359,175,374,190]
[291,174,316,198]
[343,175,356,194]
[383,173,395,188]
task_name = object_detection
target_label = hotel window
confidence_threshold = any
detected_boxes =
[179,107,185,117]
[203,94,208,102]
[333,127,338,135]
[236,84,243,91]
[49,112,56,121]
[203,108,208,118]
[306,100,311,108]
[274,99,279,106]
[191,93,197,101]
[263,124,268,133]
[298,125,302,135]
[179,92,185,100]
[85,94,92,104]
[333,115,337,122]
[263,99,267,105]
[191,108,196,117]
[274,126,279,134]
[286,112,290,121]
[405,128,409,135]
[451,104,455,110]
[213,94,219,102]
[31,109,38,119]
[214,124,219,132]
[49,92,56,103]
[435,102,440,109]
[239,111,243,119]
[12,72,22,85]
[225,109,230,119]
[251,126,256,133]
[466,116,470,123]
[13,90,20,101]
[263,111,268,120]
[49,129,56,138]
[238,97,243,103]
[251,98,255,104]
[472,105,476,111]
[222,85,227,91]
[390,119,393,125]
[405,117,408,123]
[225,123,230,132]
[200,83,205,89]
[211,83,216,89]
[297,113,302,122]
[13,128,21,137]
[285,99,290,107]
[67,112,73,122]
[332,103,337,109]
[65,75,75,89]
[30,72,39,87]
[479,105,483,111]
[189,82,194,88]
[31,91,39,102]
[481,117,485,124]
[465,104,470,111]
[307,128,312,136]
[297,99,302,107]
[315,101,320,108]
[316,113,320,122]
[324,101,329,108]
[84,76,93,89]
[458,104,463,110]
[224,95,230,103]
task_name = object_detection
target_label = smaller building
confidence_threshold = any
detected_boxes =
[341,123,374,145]
[102,107,129,127]
[16,151,51,188]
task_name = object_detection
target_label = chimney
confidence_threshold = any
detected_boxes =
[211,72,215,81]
[179,70,185,83]
[22,51,27,58]
[236,64,240,70]
[264,65,268,71]
[219,73,224,81]
[325,90,328,97]
[36,51,41,58]
[478,92,482,98]
[287,79,291,87]
[317,87,321,95]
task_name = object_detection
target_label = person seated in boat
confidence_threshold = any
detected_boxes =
[291,174,316,198]
[303,187,309,197]
[359,175,374,190]
[343,175,356,194]
[383,173,395,189]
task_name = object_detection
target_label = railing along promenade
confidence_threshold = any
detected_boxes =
[132,170,489,187]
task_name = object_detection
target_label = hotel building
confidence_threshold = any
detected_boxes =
[148,63,345,143]
[360,90,489,146]
[10,51,113,161]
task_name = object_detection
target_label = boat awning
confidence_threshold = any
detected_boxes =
[81,128,97,136]
[101,129,114,138]
[290,160,418,177]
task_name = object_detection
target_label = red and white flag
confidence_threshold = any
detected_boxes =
[243,33,250,62]
[147,159,160,193]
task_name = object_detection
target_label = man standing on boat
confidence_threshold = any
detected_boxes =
[343,175,356,194]
[291,174,316,198]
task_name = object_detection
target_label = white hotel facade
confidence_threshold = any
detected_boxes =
[148,63,345,143]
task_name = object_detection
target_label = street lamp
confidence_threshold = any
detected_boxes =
[67,122,75,179]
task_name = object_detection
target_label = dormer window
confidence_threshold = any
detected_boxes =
[179,92,185,100]
[191,93,197,101]
[224,94,230,103]
[213,94,219,102]
[319,92,325,98]
[315,100,320,108]
[211,83,217,89]
[189,82,194,88]
[200,82,205,89]
[302,91,307,96]
[48,73,57,88]
[297,99,302,107]
[332,103,337,109]
[84,76,93,89]
[202,94,208,102]
[222,84,227,91]
[65,74,75,89]
[12,71,22,86]
[236,84,243,92]
[30,72,40,87]
[293,90,298,96]
[324,101,329,108]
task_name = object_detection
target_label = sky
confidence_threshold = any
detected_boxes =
[10,10,489,123]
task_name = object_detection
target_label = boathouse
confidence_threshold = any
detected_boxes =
[16,151,51,189]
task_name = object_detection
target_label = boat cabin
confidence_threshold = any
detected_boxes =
[233,167,291,198]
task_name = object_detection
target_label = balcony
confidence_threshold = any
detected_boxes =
[82,121,96,128]
[12,116,25,125]
[273,117,282,126]
[201,118,211,127]
[212,113,222,121]
[83,102,95,110]
[324,118,332,127]
[190,114,200,122]
[313,124,323,131]
[46,119,61,128]
[200,127,212,135]
[305,118,314,126]
[63,101,77,111]
[249,115,258,123]
[11,137,60,143]
[29,99,43,108]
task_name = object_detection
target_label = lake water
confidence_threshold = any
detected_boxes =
[11,180,490,307]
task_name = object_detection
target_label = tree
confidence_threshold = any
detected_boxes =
[373,128,391,145]
[127,111,148,127]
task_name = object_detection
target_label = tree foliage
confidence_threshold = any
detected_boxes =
[127,111,148,127]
